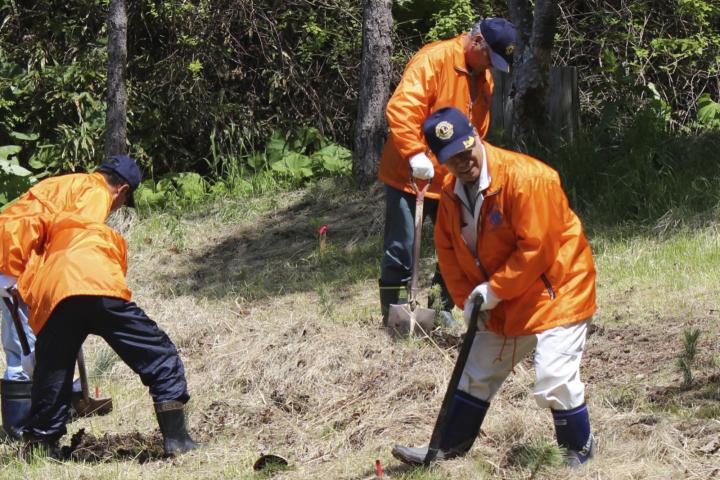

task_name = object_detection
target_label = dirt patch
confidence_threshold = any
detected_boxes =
[583,322,683,384]
[59,428,164,463]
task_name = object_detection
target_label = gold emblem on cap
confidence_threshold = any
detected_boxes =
[463,136,475,149]
[505,44,515,56]
[435,121,454,140]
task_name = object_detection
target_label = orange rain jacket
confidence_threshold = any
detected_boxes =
[0,172,130,333]
[0,172,113,278]
[434,142,597,336]
[378,34,494,200]
[17,214,131,334]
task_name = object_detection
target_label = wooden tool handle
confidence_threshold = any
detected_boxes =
[77,346,91,402]
[424,295,483,465]
[3,292,31,356]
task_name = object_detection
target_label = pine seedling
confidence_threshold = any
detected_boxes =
[427,283,443,313]
[676,328,701,388]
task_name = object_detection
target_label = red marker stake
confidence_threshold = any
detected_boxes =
[95,386,99,398]
[375,459,383,479]
[318,224,328,253]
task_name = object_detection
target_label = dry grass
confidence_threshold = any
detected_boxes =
[1,181,720,479]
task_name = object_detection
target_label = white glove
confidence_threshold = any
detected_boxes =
[463,282,501,324]
[409,153,434,180]
[0,274,16,298]
[21,351,35,379]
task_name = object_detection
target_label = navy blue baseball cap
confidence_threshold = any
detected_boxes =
[479,18,518,73]
[423,107,477,164]
[96,155,142,207]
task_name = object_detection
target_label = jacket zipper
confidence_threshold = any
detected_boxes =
[474,187,502,281]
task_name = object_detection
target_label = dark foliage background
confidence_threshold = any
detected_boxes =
[0,0,717,181]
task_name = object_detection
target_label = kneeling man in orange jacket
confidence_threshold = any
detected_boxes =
[393,108,597,468]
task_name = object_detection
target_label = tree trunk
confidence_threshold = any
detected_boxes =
[106,0,128,156]
[506,0,558,149]
[353,0,393,186]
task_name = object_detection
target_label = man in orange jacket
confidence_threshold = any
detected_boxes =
[377,18,518,326]
[392,108,597,467]
[0,160,127,382]
[3,157,197,456]
[0,155,143,421]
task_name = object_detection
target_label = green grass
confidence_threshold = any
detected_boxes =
[506,438,565,477]
[589,224,720,325]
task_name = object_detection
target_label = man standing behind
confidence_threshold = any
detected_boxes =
[392,108,596,467]
[377,18,518,326]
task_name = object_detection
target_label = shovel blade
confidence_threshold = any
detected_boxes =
[387,303,435,337]
[73,397,113,417]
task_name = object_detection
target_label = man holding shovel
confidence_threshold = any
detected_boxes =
[0,155,142,420]
[392,108,597,468]
[1,156,197,456]
[377,18,518,329]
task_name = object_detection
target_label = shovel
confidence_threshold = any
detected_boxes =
[73,347,113,417]
[387,181,436,336]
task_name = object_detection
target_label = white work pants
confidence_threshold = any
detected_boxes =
[458,318,590,410]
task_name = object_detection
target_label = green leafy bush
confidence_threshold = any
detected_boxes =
[135,172,207,210]
[0,145,35,205]
[244,128,351,183]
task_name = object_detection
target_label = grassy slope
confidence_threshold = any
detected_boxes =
[1,178,719,479]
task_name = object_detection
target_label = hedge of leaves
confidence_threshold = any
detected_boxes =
[0,0,717,188]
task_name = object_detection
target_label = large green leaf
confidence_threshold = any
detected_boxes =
[0,145,21,161]
[697,94,720,128]
[0,159,32,176]
[271,152,314,178]
[266,131,290,164]
[311,144,352,174]
[290,127,322,152]
[9,131,39,141]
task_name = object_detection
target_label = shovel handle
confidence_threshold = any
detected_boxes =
[424,295,483,466]
[77,346,91,402]
[408,180,430,304]
[3,290,31,356]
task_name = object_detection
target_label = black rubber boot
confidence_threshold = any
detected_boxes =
[379,279,404,326]
[154,400,198,456]
[392,391,489,465]
[1,379,32,439]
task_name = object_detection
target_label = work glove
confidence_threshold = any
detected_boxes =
[409,152,434,180]
[463,282,501,325]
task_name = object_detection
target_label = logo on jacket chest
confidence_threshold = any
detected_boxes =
[488,206,503,226]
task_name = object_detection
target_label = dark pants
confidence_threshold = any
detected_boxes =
[381,185,454,310]
[23,296,189,439]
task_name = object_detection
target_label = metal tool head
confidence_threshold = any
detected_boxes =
[72,396,114,417]
[387,302,435,337]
